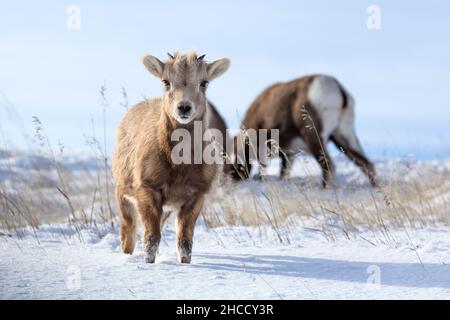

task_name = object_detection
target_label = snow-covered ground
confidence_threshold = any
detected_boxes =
[1,220,450,300]
[1,151,450,299]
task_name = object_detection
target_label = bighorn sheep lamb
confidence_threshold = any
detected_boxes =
[112,51,230,263]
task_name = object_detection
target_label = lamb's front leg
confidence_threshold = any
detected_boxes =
[177,195,205,264]
[136,186,163,263]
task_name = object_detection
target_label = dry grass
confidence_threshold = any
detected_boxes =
[0,149,115,237]
[202,157,450,244]
[4,146,448,245]
[1,91,449,243]
[0,88,118,238]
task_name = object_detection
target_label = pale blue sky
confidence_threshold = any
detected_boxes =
[0,0,449,158]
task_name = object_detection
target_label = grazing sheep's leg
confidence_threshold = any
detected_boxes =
[231,162,252,181]
[243,161,253,179]
[116,187,137,254]
[280,153,294,180]
[136,186,163,263]
[177,195,205,264]
[331,133,378,187]
[238,143,253,180]
[303,134,335,188]
[233,135,253,180]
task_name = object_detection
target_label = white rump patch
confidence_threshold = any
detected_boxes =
[307,75,343,141]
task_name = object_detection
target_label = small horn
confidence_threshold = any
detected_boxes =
[167,52,175,59]
[197,54,206,61]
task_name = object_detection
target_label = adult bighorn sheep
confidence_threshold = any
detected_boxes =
[231,75,377,187]
[112,51,230,263]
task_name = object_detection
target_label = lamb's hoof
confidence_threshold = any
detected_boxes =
[143,234,159,264]
[144,256,156,264]
[178,237,192,264]
[121,244,134,255]
[180,256,191,264]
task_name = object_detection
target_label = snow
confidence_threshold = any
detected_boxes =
[1,152,450,299]
[1,221,450,300]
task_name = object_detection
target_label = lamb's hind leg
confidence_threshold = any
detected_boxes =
[136,186,163,263]
[177,195,205,264]
[116,187,137,254]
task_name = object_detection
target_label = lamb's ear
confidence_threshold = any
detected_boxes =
[142,55,164,78]
[207,58,230,81]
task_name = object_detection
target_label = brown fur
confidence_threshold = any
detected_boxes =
[231,75,377,187]
[112,51,230,263]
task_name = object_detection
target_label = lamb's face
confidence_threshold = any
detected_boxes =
[142,51,230,125]
[161,53,209,125]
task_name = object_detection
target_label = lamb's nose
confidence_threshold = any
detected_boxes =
[177,104,192,115]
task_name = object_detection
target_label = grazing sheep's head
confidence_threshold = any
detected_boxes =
[142,50,230,125]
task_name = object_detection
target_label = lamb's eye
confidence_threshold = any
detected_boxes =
[200,80,209,89]
[162,80,170,89]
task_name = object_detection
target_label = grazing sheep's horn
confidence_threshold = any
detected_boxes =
[167,52,175,59]
[197,54,206,61]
